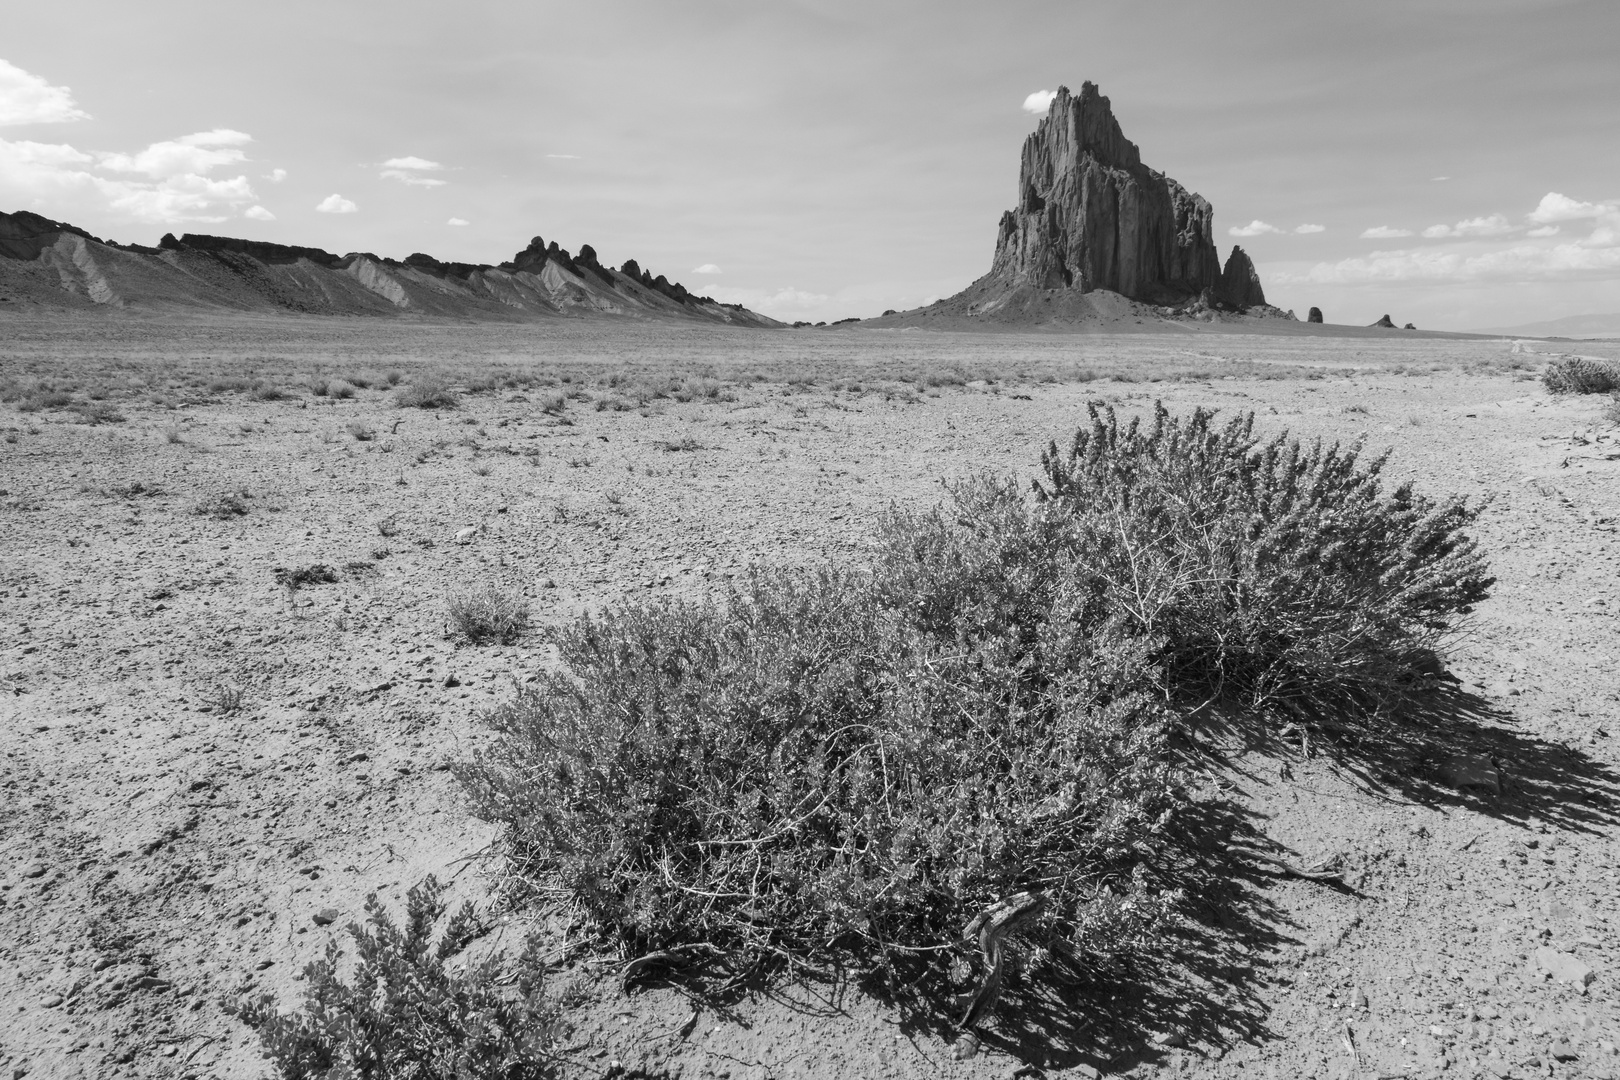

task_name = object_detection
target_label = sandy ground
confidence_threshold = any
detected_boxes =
[2,321,1618,1080]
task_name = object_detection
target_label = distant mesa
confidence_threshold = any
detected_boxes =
[0,209,780,326]
[875,81,1289,327]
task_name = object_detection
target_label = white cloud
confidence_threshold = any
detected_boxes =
[244,205,274,221]
[447,217,468,226]
[1527,225,1560,238]
[266,168,287,182]
[1275,240,1620,287]
[380,169,447,187]
[1022,90,1057,115]
[97,129,252,178]
[1293,224,1326,234]
[0,128,258,224]
[1421,214,1514,240]
[545,153,580,160]
[1229,220,1281,237]
[0,59,89,126]
[381,156,441,171]
[692,263,722,274]
[707,285,831,313]
[316,193,357,214]
[1361,226,1414,239]
[1527,192,1616,225]
[1431,176,1450,182]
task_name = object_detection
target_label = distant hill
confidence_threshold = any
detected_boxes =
[0,209,781,326]
[1471,312,1620,339]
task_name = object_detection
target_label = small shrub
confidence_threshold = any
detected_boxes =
[71,401,126,425]
[395,376,460,410]
[249,381,288,402]
[346,373,374,389]
[328,381,357,400]
[235,877,560,1080]
[383,369,405,386]
[537,391,567,415]
[1543,356,1620,394]
[163,426,186,444]
[207,376,252,394]
[377,516,401,537]
[653,435,702,452]
[1604,394,1620,426]
[275,564,339,589]
[347,421,376,442]
[448,586,531,644]
[307,377,331,396]
[214,684,246,714]
[196,491,250,519]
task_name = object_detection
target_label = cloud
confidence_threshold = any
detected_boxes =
[1275,240,1620,288]
[707,285,831,313]
[1293,224,1325,234]
[692,263,722,274]
[1228,220,1281,237]
[380,169,447,187]
[1360,226,1414,239]
[1528,192,1616,225]
[266,168,287,182]
[0,128,259,224]
[1527,225,1560,238]
[447,217,468,226]
[1022,90,1057,115]
[315,194,357,214]
[0,59,89,126]
[244,205,275,221]
[96,129,252,178]
[381,156,441,171]
[1431,176,1450,182]
[1421,214,1514,239]
[545,154,580,160]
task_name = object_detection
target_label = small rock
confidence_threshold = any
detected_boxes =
[952,1034,980,1061]
[1152,1029,1186,1048]
[1351,987,1368,1010]
[312,908,339,927]
[454,526,481,544]
[1551,1038,1578,1062]
[21,863,47,879]
[1440,753,1501,794]
[256,959,274,971]
[39,993,63,1008]
[1534,946,1594,988]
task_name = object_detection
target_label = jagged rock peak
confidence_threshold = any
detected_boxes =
[1218,245,1265,309]
[1307,306,1323,323]
[985,80,1223,305]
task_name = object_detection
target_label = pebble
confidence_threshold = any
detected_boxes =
[39,993,63,1008]
[312,908,340,926]
[1534,946,1595,989]
[20,863,47,879]
[1551,1038,1578,1062]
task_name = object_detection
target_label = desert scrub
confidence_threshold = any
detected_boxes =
[448,586,531,644]
[459,401,1492,992]
[1542,356,1620,394]
[395,375,460,409]
[236,877,560,1080]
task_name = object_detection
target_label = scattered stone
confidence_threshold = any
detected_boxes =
[1551,1038,1578,1062]
[1534,946,1594,988]
[20,862,47,878]
[312,908,339,926]
[1440,753,1501,794]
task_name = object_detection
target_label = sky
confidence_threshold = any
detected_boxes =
[2,0,1617,330]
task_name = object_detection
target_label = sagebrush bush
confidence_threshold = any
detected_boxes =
[236,877,560,1080]
[1543,356,1620,394]
[448,586,531,644]
[458,401,1491,999]
[395,376,460,409]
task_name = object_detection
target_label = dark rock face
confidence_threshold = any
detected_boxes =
[1308,306,1323,323]
[176,233,342,266]
[1403,322,1416,330]
[1372,314,1396,328]
[986,82,1222,304]
[1217,246,1265,309]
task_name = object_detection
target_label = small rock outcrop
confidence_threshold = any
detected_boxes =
[1308,307,1323,323]
[985,83,1221,304]
[1372,314,1396,328]
[1217,246,1265,309]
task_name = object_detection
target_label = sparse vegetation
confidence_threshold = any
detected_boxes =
[395,375,460,409]
[195,491,250,519]
[347,421,376,441]
[459,402,1493,990]
[447,585,531,644]
[235,877,560,1080]
[275,564,340,589]
[1542,356,1620,394]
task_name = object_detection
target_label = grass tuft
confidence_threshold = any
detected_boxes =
[448,586,531,644]
[395,375,460,409]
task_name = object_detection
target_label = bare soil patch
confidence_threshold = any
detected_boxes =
[2,319,1618,1079]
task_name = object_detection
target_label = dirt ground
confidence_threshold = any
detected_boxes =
[2,319,1618,1080]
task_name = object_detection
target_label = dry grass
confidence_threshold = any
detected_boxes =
[447,585,531,644]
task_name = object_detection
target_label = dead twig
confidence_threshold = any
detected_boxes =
[1229,844,1345,883]
[956,890,1046,1030]
[621,943,724,993]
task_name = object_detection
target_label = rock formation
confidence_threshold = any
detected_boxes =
[1218,246,1265,309]
[0,209,779,326]
[986,82,1221,304]
[1371,314,1396,328]
[1308,307,1323,323]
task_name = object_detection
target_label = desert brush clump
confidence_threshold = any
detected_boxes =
[448,585,532,644]
[458,401,1492,1003]
[235,877,560,1080]
[395,375,460,409]
[1542,356,1620,395]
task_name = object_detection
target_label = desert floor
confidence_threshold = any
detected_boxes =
[2,318,1618,1080]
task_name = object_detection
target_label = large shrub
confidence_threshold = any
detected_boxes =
[1542,356,1620,394]
[458,402,1491,985]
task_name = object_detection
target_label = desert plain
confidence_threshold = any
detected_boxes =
[2,316,1619,1080]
